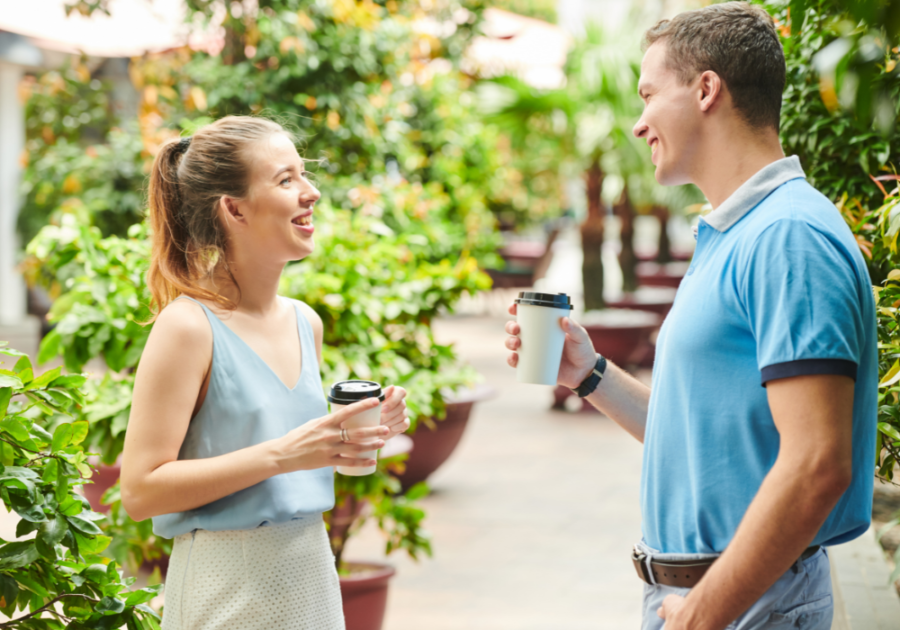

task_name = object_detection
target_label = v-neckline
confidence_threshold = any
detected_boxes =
[205,298,304,392]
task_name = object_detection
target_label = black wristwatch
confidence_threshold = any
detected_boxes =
[571,354,607,398]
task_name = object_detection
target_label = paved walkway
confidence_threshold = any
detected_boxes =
[345,314,646,629]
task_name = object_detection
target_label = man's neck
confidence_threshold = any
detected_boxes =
[692,128,785,209]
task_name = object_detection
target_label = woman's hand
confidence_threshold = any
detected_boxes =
[380,385,410,439]
[274,398,389,473]
[505,302,597,389]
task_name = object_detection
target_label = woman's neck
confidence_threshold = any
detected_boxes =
[199,252,286,316]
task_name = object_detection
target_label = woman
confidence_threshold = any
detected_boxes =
[120,116,410,629]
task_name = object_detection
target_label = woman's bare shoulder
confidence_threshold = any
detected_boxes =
[144,298,213,362]
[285,297,322,331]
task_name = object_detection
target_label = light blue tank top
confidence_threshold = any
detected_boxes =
[152,296,334,539]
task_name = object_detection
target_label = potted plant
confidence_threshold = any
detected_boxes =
[0,343,161,628]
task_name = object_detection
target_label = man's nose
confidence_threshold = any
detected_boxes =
[633,117,648,139]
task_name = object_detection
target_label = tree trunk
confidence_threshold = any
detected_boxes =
[653,205,672,264]
[614,188,638,294]
[581,159,605,311]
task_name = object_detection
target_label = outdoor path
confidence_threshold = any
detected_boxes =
[345,314,647,629]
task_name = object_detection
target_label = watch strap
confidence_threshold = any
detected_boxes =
[571,354,607,398]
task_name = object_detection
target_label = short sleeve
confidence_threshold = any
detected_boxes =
[743,219,863,386]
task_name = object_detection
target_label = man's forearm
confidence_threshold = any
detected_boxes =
[583,361,651,442]
[672,457,849,630]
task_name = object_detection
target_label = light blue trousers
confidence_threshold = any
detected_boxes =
[637,540,833,630]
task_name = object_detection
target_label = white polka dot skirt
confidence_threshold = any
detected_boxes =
[161,515,345,630]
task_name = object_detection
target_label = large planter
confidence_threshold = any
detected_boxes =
[340,562,396,630]
[397,384,496,490]
[554,309,660,411]
[605,286,677,318]
[83,460,121,513]
[636,261,690,289]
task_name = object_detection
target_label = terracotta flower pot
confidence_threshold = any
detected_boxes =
[554,309,660,411]
[83,461,121,513]
[636,261,691,289]
[397,384,496,490]
[340,562,396,630]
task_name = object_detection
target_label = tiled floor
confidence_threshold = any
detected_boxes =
[344,314,646,629]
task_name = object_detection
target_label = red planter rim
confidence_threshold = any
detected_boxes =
[339,562,396,585]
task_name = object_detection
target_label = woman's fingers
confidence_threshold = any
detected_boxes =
[504,320,520,335]
[505,336,521,351]
[507,352,518,368]
[327,397,380,425]
[333,455,378,468]
[341,425,389,442]
[338,439,385,454]
[381,385,407,412]
[508,303,518,316]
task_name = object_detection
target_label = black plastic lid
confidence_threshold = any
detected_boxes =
[514,292,573,310]
[328,380,385,404]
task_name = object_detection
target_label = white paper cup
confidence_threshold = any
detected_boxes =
[515,292,573,385]
[328,380,384,476]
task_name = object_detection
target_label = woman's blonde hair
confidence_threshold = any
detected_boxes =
[146,115,288,319]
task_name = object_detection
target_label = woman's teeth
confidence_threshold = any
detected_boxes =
[293,215,312,226]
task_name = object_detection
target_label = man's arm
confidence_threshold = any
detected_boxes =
[505,304,651,441]
[659,373,854,630]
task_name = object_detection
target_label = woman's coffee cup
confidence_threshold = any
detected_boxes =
[514,292,574,385]
[328,380,385,476]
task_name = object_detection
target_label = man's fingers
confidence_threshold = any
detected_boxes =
[508,303,518,316]
[504,320,520,335]
[505,336,521,351]
[507,352,518,368]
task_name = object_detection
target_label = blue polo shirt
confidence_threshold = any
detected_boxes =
[641,156,877,554]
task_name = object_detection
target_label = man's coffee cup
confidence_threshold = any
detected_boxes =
[328,380,385,476]
[514,292,574,385]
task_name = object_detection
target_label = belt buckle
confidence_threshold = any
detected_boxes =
[632,549,654,584]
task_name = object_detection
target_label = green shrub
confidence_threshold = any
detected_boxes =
[0,343,160,629]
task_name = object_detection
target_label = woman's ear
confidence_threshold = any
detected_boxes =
[218,196,246,228]
[697,70,723,114]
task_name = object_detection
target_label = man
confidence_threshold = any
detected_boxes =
[504,3,877,629]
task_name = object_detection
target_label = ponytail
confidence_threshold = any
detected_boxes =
[145,116,289,321]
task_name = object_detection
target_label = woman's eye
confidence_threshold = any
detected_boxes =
[280,177,292,186]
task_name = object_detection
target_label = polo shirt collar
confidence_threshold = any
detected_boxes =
[700,156,806,233]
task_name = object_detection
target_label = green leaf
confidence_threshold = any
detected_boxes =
[0,372,22,389]
[73,532,111,555]
[0,574,18,609]
[0,541,40,570]
[0,418,31,441]
[13,356,32,383]
[70,420,89,445]
[25,366,62,390]
[878,422,900,442]
[56,468,69,504]
[14,573,48,598]
[124,587,160,607]
[83,562,109,584]
[36,329,62,365]
[48,374,87,389]
[51,424,73,453]
[16,518,38,538]
[38,513,68,547]
[0,387,11,417]
[68,515,104,536]
[96,595,126,615]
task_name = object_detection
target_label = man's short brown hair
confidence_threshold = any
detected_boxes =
[644,2,786,131]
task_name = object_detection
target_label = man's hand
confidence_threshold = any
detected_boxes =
[658,594,687,628]
[504,302,597,388]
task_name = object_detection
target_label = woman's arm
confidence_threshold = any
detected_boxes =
[120,300,387,522]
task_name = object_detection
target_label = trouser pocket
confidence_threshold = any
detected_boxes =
[762,594,833,629]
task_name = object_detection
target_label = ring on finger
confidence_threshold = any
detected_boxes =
[341,428,350,443]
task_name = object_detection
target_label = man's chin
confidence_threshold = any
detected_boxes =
[654,164,689,187]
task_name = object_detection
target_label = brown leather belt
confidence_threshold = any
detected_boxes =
[631,545,821,588]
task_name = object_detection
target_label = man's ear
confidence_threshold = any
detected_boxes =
[698,70,724,114]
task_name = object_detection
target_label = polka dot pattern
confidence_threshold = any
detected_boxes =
[161,516,344,630]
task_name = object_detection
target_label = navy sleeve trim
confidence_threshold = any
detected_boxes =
[760,359,857,387]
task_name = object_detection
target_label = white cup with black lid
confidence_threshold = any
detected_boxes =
[328,380,385,476]
[514,292,574,385]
